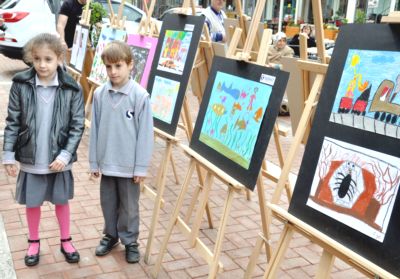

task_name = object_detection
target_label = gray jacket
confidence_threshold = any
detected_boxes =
[3,67,85,164]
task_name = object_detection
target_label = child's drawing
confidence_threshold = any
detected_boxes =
[330,49,400,138]
[151,76,180,124]
[157,30,192,75]
[308,137,400,242]
[199,71,272,169]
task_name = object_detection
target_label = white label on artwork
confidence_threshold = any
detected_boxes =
[145,42,152,48]
[260,74,276,86]
[184,24,195,32]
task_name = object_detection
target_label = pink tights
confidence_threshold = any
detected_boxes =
[26,204,76,255]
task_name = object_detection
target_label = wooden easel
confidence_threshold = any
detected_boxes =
[143,0,216,263]
[151,144,247,279]
[150,1,289,277]
[251,0,396,278]
[242,0,331,277]
[137,0,159,37]
[264,9,400,279]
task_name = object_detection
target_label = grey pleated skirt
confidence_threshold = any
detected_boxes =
[15,170,74,208]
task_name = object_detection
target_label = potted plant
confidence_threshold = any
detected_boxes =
[83,2,107,48]
[285,20,300,38]
[354,9,366,23]
[323,23,339,40]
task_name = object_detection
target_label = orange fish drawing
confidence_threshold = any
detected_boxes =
[254,107,263,122]
[231,102,242,115]
[235,119,247,130]
[212,103,226,116]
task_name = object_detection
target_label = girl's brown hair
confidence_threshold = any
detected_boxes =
[101,40,133,64]
[23,33,65,63]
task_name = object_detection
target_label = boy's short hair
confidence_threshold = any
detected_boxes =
[101,40,133,64]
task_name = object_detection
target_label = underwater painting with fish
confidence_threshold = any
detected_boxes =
[199,71,272,169]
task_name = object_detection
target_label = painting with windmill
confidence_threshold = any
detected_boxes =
[330,49,400,138]
[199,71,272,169]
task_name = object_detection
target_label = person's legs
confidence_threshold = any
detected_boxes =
[26,207,41,255]
[56,203,80,263]
[95,175,120,256]
[117,178,140,263]
[55,203,75,253]
[116,177,140,245]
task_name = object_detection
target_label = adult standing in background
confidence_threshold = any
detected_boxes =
[267,32,294,68]
[202,0,227,42]
[57,0,87,50]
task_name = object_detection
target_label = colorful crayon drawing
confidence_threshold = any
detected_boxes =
[130,46,149,84]
[307,137,400,242]
[127,35,157,88]
[157,30,192,75]
[89,27,127,84]
[199,71,272,169]
[151,76,180,124]
[330,49,400,138]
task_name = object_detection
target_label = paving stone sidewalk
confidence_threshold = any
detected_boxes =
[0,54,367,278]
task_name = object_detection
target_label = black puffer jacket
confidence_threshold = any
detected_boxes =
[3,66,85,164]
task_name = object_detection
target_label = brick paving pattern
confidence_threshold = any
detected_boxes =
[0,54,368,278]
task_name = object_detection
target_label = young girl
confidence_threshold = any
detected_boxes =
[2,33,84,266]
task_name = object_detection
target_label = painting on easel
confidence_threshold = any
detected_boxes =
[157,30,192,75]
[151,76,180,124]
[127,34,158,88]
[330,49,400,139]
[147,13,205,136]
[308,137,400,242]
[191,56,289,190]
[70,24,89,72]
[89,27,127,84]
[199,71,272,169]
[289,24,400,277]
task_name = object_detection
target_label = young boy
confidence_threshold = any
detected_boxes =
[89,41,154,263]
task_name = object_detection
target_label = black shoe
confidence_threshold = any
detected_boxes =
[60,237,80,263]
[24,239,40,266]
[95,234,119,256]
[125,242,140,263]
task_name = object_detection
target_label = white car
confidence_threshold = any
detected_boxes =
[0,0,60,60]
[0,0,145,61]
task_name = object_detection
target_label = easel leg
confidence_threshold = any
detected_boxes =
[144,140,173,264]
[245,175,272,278]
[244,233,265,279]
[151,160,196,278]
[184,164,214,229]
[208,186,236,279]
[169,153,180,185]
[273,124,292,201]
[189,172,214,245]
[182,97,214,229]
[263,225,294,279]
[315,250,335,279]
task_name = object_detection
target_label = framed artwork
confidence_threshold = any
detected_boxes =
[74,25,89,72]
[190,56,289,190]
[151,76,180,124]
[147,13,205,136]
[127,34,158,88]
[289,24,400,277]
[329,49,400,139]
[89,27,127,84]
[69,24,81,67]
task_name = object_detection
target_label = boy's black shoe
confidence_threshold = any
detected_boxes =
[125,242,140,263]
[95,235,119,256]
